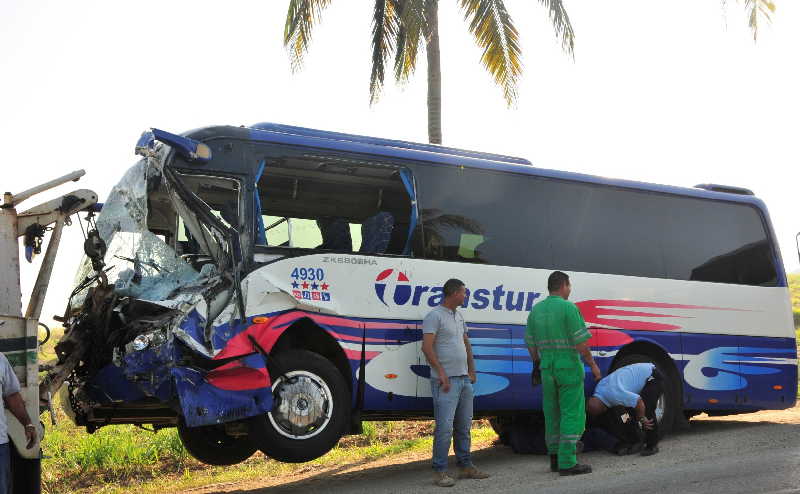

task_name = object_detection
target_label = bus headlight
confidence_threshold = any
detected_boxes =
[132,334,151,351]
[131,331,167,352]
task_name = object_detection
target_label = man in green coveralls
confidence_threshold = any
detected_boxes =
[526,271,601,476]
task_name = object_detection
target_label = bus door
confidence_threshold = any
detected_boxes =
[468,324,515,410]
[364,321,428,411]
[415,324,514,410]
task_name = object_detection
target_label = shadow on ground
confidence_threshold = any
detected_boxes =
[202,417,800,494]
[204,446,509,494]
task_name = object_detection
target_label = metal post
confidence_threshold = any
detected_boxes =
[25,217,65,322]
[0,210,22,317]
[5,170,85,209]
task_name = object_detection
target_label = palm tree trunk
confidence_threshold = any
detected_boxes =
[425,0,442,144]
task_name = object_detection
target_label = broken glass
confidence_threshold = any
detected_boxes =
[71,158,202,306]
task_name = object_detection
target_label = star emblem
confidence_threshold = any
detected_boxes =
[321,283,330,291]
[311,282,319,290]
[302,281,309,289]
[291,281,299,289]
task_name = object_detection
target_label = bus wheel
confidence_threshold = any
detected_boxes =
[611,353,680,437]
[177,418,257,466]
[249,349,349,463]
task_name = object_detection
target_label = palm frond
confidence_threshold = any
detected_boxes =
[459,0,522,106]
[370,0,402,104]
[745,0,776,40]
[284,0,334,71]
[394,0,426,83]
[722,0,776,40]
[537,0,575,57]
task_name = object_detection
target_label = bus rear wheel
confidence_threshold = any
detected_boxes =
[249,349,349,463]
[611,353,680,437]
[177,418,257,466]
[489,416,512,446]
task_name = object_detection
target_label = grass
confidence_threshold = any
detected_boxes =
[788,274,800,397]
[40,412,494,494]
[790,274,800,329]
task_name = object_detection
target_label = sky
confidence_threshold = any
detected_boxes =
[1,0,799,324]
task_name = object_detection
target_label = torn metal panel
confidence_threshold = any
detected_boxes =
[172,365,272,428]
[244,267,341,315]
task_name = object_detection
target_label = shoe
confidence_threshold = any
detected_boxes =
[433,471,456,487]
[641,445,659,456]
[458,466,490,479]
[559,464,592,476]
[627,442,643,455]
[550,455,558,472]
[613,442,642,456]
[613,442,631,456]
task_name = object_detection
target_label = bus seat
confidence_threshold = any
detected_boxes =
[359,212,394,254]
[316,217,353,251]
[386,220,409,254]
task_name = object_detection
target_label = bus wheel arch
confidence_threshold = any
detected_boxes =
[269,317,353,394]
[610,340,683,436]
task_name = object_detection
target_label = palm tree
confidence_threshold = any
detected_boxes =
[283,1,776,144]
[284,0,574,144]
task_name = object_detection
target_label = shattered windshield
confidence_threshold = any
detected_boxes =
[71,157,227,305]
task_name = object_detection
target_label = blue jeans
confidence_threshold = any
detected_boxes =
[431,375,474,472]
[0,442,10,494]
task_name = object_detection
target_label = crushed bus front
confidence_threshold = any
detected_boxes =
[45,130,277,465]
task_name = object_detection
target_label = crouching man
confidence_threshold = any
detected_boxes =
[587,363,663,456]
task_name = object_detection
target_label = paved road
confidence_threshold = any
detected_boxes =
[201,410,800,494]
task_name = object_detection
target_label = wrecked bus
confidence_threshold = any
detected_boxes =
[45,123,797,465]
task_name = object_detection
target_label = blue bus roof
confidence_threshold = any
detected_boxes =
[248,122,767,209]
[250,122,533,166]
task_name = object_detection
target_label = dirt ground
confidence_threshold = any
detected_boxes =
[178,406,800,494]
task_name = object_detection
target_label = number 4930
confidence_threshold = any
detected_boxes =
[291,267,325,281]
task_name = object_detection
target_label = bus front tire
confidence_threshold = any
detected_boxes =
[177,418,257,466]
[611,353,680,437]
[249,349,350,463]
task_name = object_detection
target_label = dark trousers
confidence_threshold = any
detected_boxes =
[0,442,9,494]
[639,370,663,448]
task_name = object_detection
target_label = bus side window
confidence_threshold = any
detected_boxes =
[254,157,413,255]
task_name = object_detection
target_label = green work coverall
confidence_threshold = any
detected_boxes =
[525,295,591,470]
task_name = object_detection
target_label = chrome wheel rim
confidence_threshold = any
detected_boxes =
[268,370,332,439]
